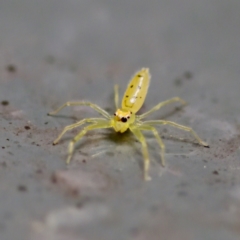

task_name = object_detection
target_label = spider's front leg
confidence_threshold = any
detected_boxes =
[66,119,112,164]
[48,101,110,119]
[114,84,119,109]
[52,118,106,145]
[130,126,151,181]
[137,124,166,167]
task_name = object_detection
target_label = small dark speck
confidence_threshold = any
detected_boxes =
[211,97,218,104]
[6,139,9,141]
[51,174,57,183]
[75,196,100,208]
[44,122,48,125]
[174,78,182,87]
[106,151,114,157]
[137,74,142,78]
[2,147,5,149]
[129,227,140,236]
[6,64,17,73]
[82,159,86,163]
[17,185,27,192]
[68,65,78,73]
[149,205,158,213]
[178,190,188,197]
[1,101,9,106]
[104,107,112,112]
[0,162,7,168]
[45,55,56,64]
[130,85,133,88]
[70,189,79,197]
[24,126,30,130]
[212,170,219,175]
[76,201,84,208]
[163,128,168,133]
[126,95,129,98]
[35,169,42,174]
[177,182,188,188]
[203,159,208,163]
[184,71,193,80]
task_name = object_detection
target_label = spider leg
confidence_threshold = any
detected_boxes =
[66,119,112,164]
[144,120,209,147]
[48,101,110,119]
[114,84,119,109]
[137,124,166,167]
[130,126,151,181]
[53,118,106,145]
[138,97,186,120]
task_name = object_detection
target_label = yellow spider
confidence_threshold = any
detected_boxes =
[48,68,208,180]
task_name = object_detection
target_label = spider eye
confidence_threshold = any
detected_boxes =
[121,117,127,123]
[114,113,116,116]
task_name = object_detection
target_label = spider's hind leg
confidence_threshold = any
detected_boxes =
[144,120,209,147]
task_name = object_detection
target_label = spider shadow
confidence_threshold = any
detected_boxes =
[59,128,137,158]
[48,114,78,122]
[146,105,186,121]
[51,105,198,171]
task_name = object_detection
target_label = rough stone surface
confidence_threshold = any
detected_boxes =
[0,0,240,239]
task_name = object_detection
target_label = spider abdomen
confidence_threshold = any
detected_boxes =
[122,68,151,114]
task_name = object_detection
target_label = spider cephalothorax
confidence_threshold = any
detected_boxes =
[112,109,134,133]
[114,109,131,122]
[48,68,209,181]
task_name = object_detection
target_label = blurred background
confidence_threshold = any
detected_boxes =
[0,0,240,240]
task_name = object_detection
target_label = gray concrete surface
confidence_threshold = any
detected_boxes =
[0,0,240,239]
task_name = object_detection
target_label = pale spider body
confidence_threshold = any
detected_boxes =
[48,68,208,180]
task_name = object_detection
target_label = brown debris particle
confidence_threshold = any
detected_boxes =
[17,185,28,192]
[184,71,193,80]
[6,64,17,73]
[1,100,9,106]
